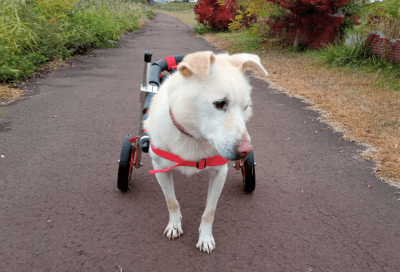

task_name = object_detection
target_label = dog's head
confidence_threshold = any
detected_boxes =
[168,51,268,160]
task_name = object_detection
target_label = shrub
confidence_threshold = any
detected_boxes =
[37,0,76,21]
[0,38,47,81]
[265,0,350,48]
[194,0,237,31]
[224,0,275,33]
[192,22,216,35]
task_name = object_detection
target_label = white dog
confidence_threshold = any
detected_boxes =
[143,51,268,253]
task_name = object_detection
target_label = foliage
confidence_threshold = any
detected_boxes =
[265,0,350,47]
[0,40,47,81]
[339,0,365,38]
[0,1,39,53]
[0,0,147,83]
[194,0,237,31]
[144,9,157,19]
[37,0,76,21]
[192,22,218,35]
[358,0,400,40]
[362,0,400,20]
[223,0,270,32]
[372,15,400,40]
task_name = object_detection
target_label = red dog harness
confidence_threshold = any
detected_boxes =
[149,142,229,174]
[148,110,229,174]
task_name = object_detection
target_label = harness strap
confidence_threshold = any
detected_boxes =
[169,109,194,138]
[149,142,229,174]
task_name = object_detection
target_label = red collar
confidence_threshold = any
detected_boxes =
[169,109,194,138]
[149,142,229,174]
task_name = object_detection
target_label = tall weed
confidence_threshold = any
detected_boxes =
[0,1,39,53]
[0,0,145,83]
[318,38,378,67]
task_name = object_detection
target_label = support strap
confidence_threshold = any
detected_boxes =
[149,142,229,174]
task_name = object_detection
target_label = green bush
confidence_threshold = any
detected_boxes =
[192,22,216,35]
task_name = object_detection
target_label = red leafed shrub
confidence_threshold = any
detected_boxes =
[194,0,237,31]
[266,0,350,47]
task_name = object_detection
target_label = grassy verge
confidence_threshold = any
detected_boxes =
[1,0,153,107]
[154,8,400,185]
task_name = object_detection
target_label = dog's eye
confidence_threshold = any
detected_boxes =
[214,100,226,110]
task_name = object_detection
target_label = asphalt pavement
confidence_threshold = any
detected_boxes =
[1,12,400,272]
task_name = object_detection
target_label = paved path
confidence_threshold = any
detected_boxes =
[1,13,400,271]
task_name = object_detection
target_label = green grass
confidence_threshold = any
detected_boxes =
[152,2,196,13]
[217,29,265,53]
[0,0,150,83]
[312,38,400,91]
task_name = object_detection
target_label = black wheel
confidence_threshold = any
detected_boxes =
[117,135,135,191]
[241,151,256,193]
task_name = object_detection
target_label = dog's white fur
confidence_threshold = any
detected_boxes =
[143,51,268,253]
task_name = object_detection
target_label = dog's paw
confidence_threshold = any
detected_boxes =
[196,233,216,254]
[164,222,183,240]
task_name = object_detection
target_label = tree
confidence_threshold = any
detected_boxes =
[194,0,237,31]
[266,0,351,47]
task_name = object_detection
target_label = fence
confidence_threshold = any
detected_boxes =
[365,32,400,64]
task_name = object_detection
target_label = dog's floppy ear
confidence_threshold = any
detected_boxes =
[228,53,268,77]
[178,51,216,79]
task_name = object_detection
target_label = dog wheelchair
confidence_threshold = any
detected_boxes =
[117,52,256,193]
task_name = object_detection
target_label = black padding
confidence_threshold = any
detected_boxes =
[174,55,185,64]
[160,74,168,84]
[144,51,152,63]
[148,64,162,87]
[155,59,168,71]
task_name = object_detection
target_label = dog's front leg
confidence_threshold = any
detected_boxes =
[153,167,183,240]
[197,164,228,253]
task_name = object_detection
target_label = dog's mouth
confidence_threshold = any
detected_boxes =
[208,138,252,161]
[207,139,230,160]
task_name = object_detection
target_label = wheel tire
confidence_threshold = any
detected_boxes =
[242,152,256,193]
[117,135,135,191]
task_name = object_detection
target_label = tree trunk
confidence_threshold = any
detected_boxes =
[293,29,300,48]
